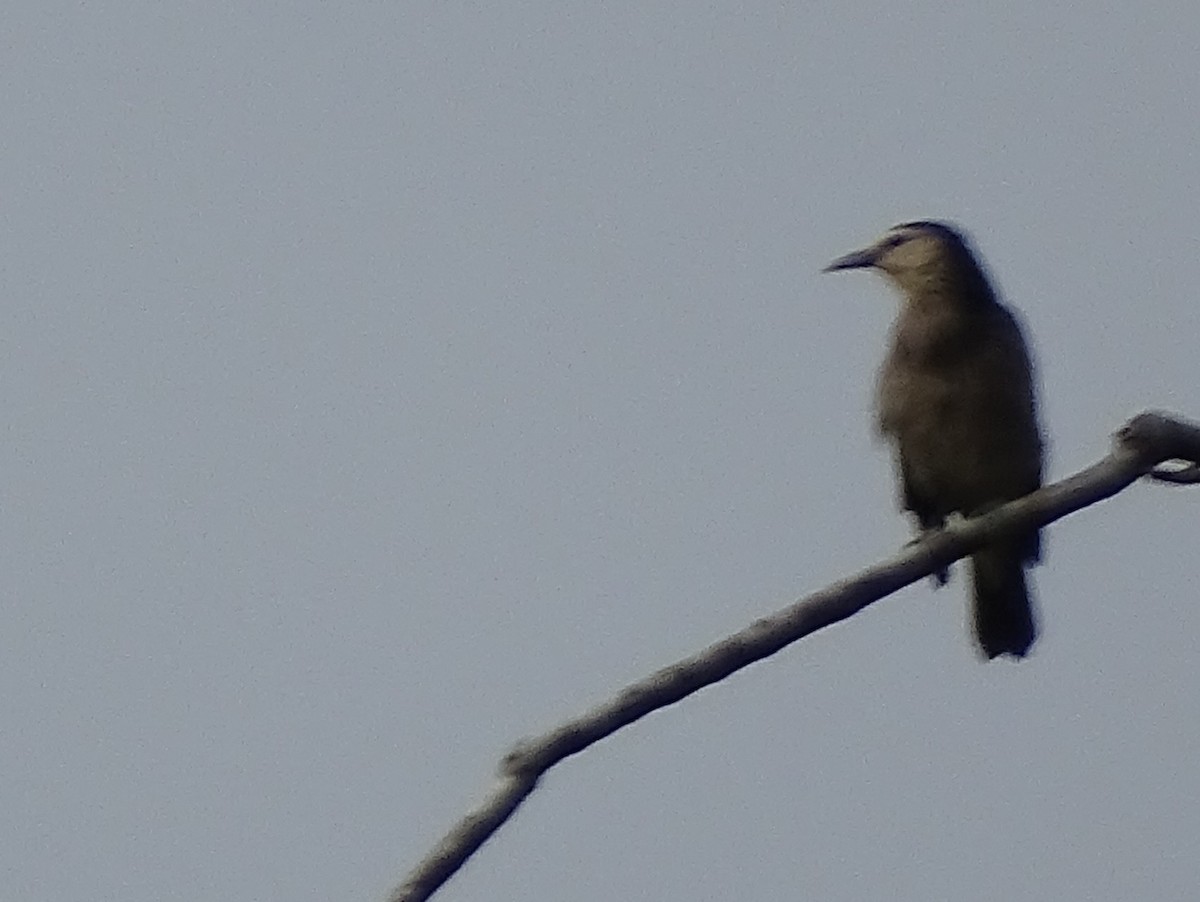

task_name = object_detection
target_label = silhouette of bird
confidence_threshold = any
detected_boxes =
[825,220,1045,659]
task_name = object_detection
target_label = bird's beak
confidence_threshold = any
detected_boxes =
[822,247,878,273]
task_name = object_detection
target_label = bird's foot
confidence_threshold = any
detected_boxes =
[904,529,950,586]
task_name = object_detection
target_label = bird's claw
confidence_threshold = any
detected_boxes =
[904,530,950,585]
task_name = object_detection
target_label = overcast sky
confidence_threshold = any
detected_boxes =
[2,3,1198,900]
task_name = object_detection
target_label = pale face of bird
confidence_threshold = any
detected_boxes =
[824,221,972,297]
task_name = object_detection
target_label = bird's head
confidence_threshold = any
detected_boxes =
[824,220,984,298]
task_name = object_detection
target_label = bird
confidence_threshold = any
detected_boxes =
[824,220,1045,659]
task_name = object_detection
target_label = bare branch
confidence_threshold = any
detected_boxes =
[389,410,1200,902]
[1119,412,1200,485]
[1149,462,1200,484]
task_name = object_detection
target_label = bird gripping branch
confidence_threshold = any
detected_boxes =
[825,220,1045,659]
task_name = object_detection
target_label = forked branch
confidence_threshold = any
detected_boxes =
[390,410,1199,902]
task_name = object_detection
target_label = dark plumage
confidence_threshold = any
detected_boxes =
[825,220,1045,659]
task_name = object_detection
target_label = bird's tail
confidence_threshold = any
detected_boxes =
[969,543,1037,659]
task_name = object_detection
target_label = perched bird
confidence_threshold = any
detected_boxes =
[824,220,1045,659]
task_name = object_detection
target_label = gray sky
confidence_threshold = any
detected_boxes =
[2,2,1197,900]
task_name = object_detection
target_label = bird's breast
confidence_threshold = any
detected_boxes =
[875,331,1041,514]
